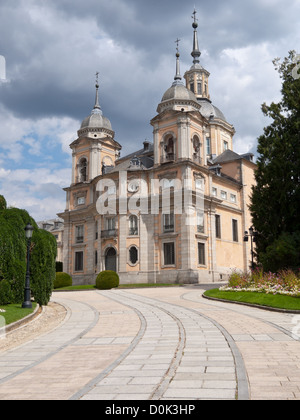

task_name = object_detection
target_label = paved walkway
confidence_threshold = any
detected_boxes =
[0,287,300,400]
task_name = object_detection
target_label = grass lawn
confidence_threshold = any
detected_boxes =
[0,303,37,326]
[204,289,300,311]
[55,283,179,291]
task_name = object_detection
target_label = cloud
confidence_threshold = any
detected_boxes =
[0,167,69,221]
[1,0,300,220]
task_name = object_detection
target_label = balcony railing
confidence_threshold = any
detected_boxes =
[163,225,174,233]
[101,229,118,238]
[161,153,175,163]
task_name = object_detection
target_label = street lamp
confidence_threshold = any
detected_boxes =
[243,226,258,270]
[22,223,34,309]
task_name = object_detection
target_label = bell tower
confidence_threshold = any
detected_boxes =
[70,75,122,185]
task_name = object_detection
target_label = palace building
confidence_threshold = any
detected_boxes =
[58,11,256,285]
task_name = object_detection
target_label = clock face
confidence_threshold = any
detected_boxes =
[128,181,139,193]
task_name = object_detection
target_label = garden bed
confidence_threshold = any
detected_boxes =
[204,288,300,312]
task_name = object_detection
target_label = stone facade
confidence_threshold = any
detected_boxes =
[58,14,256,285]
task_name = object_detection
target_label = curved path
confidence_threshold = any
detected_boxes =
[0,287,299,400]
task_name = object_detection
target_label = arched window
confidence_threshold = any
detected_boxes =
[163,135,175,162]
[79,158,88,182]
[129,215,138,236]
[129,246,138,265]
[192,135,201,164]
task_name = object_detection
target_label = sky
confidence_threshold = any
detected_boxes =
[0,0,299,222]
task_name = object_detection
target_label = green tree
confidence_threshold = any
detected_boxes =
[0,203,57,305]
[250,51,300,272]
[0,195,7,210]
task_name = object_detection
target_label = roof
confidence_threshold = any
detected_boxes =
[107,142,154,174]
[197,98,227,122]
[213,149,255,164]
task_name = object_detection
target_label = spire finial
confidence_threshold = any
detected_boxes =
[173,38,183,84]
[92,71,103,115]
[191,9,201,65]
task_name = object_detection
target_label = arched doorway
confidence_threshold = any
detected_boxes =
[105,247,117,272]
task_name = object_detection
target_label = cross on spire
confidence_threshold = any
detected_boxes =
[95,71,99,88]
[191,8,201,64]
[175,38,181,54]
[192,8,198,27]
[92,71,102,115]
[173,38,183,84]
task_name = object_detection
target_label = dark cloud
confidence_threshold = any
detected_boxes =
[0,0,299,154]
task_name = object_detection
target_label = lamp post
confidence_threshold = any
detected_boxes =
[243,226,258,270]
[22,223,34,309]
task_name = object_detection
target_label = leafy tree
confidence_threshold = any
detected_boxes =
[250,51,300,272]
[0,203,57,305]
[0,195,6,210]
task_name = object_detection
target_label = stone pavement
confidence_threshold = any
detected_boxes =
[0,287,299,400]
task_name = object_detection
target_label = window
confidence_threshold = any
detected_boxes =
[163,213,174,233]
[206,137,211,155]
[95,221,98,240]
[230,194,237,203]
[163,242,175,266]
[75,251,84,272]
[79,158,88,182]
[193,136,201,162]
[197,81,202,95]
[129,246,138,265]
[195,178,204,190]
[198,243,205,265]
[190,82,195,93]
[232,219,238,242]
[221,190,227,200]
[105,217,116,231]
[76,225,84,243]
[77,197,85,205]
[197,212,205,233]
[215,215,221,239]
[212,187,217,197]
[95,250,98,267]
[163,136,175,162]
[223,141,229,151]
[129,215,138,236]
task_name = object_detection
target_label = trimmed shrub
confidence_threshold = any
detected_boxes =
[54,272,72,289]
[95,271,119,290]
[0,279,13,305]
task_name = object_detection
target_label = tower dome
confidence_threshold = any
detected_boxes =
[78,79,114,138]
[157,40,201,114]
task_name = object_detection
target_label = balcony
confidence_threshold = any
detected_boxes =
[193,153,202,165]
[161,153,175,164]
[101,229,118,239]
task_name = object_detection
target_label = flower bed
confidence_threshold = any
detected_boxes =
[220,269,300,297]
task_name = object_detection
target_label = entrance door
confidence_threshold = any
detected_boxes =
[105,247,117,272]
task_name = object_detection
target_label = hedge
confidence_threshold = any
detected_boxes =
[0,204,57,306]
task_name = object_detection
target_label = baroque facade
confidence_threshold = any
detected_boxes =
[58,12,256,285]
